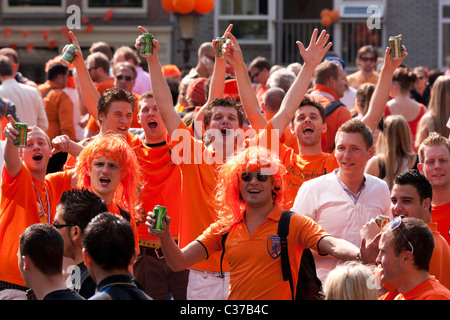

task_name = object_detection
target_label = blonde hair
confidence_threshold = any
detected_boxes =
[323,262,378,300]
[376,115,416,189]
[425,75,450,138]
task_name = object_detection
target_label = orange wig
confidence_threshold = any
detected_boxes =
[75,134,142,221]
[214,146,286,233]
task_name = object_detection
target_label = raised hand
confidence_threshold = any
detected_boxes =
[136,26,160,57]
[296,28,333,67]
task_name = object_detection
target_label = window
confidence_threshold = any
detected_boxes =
[2,0,66,12]
[216,0,274,43]
[442,4,450,67]
[88,0,142,7]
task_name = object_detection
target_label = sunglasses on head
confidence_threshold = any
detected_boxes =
[389,215,414,254]
[116,75,133,81]
[241,171,270,182]
[53,221,77,229]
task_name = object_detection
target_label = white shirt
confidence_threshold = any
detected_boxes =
[0,78,48,130]
[133,66,152,95]
[291,170,390,283]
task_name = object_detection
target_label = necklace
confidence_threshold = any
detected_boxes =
[32,180,50,223]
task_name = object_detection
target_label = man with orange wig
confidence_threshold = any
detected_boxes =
[147,146,376,300]
[75,134,142,252]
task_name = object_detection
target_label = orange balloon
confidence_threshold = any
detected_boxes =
[174,0,195,14]
[320,8,330,18]
[161,0,176,13]
[321,16,332,27]
[195,0,214,14]
[330,10,340,21]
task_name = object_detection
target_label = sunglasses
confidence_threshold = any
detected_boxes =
[116,75,133,81]
[359,56,376,62]
[53,221,77,229]
[389,215,414,255]
[241,171,270,182]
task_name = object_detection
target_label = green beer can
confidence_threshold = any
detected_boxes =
[140,34,154,55]
[13,123,27,147]
[60,44,78,66]
[153,205,167,233]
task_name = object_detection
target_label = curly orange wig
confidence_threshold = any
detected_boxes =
[214,146,286,233]
[75,133,142,221]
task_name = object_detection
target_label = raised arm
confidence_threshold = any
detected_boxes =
[193,24,233,136]
[271,29,332,135]
[68,31,101,122]
[223,32,267,130]
[146,213,207,271]
[361,37,407,132]
[3,115,23,178]
[137,26,181,135]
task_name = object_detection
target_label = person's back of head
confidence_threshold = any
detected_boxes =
[47,63,68,82]
[266,68,296,93]
[19,223,64,276]
[391,217,434,272]
[314,60,340,86]
[0,55,14,78]
[89,41,113,61]
[355,83,375,116]
[113,45,140,67]
[248,56,271,72]
[86,52,111,75]
[392,67,417,93]
[59,188,108,231]
[82,212,135,271]
[427,75,450,137]
[262,87,285,114]
[323,261,378,300]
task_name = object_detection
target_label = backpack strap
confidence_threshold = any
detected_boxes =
[219,232,229,278]
[324,100,344,117]
[277,210,295,300]
[42,87,57,99]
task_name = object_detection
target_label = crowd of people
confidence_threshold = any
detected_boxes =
[0,23,449,301]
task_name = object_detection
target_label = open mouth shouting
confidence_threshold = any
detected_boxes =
[99,177,111,187]
[32,153,44,161]
[147,119,158,130]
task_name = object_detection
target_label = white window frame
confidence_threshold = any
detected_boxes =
[82,0,147,14]
[439,0,450,68]
[1,0,67,13]
[214,0,276,45]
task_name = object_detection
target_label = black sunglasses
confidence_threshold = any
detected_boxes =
[53,221,77,229]
[241,171,270,182]
[116,75,133,81]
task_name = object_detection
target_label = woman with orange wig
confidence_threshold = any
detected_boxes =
[75,133,142,250]
[147,146,371,300]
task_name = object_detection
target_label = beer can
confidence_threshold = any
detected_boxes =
[215,37,226,58]
[60,44,78,66]
[375,215,390,229]
[389,36,402,59]
[139,34,154,55]
[152,205,167,233]
[13,123,27,147]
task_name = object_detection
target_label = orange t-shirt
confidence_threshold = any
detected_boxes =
[86,92,142,134]
[197,204,328,300]
[94,77,115,95]
[309,84,352,153]
[428,222,450,290]
[380,276,450,300]
[264,113,299,154]
[0,166,73,286]
[431,202,450,245]
[265,120,339,209]
[133,141,181,245]
[169,121,228,272]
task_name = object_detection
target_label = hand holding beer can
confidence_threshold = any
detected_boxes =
[13,123,28,148]
[60,44,78,66]
[152,205,167,233]
[389,36,402,59]
[139,34,154,55]
[215,37,226,58]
